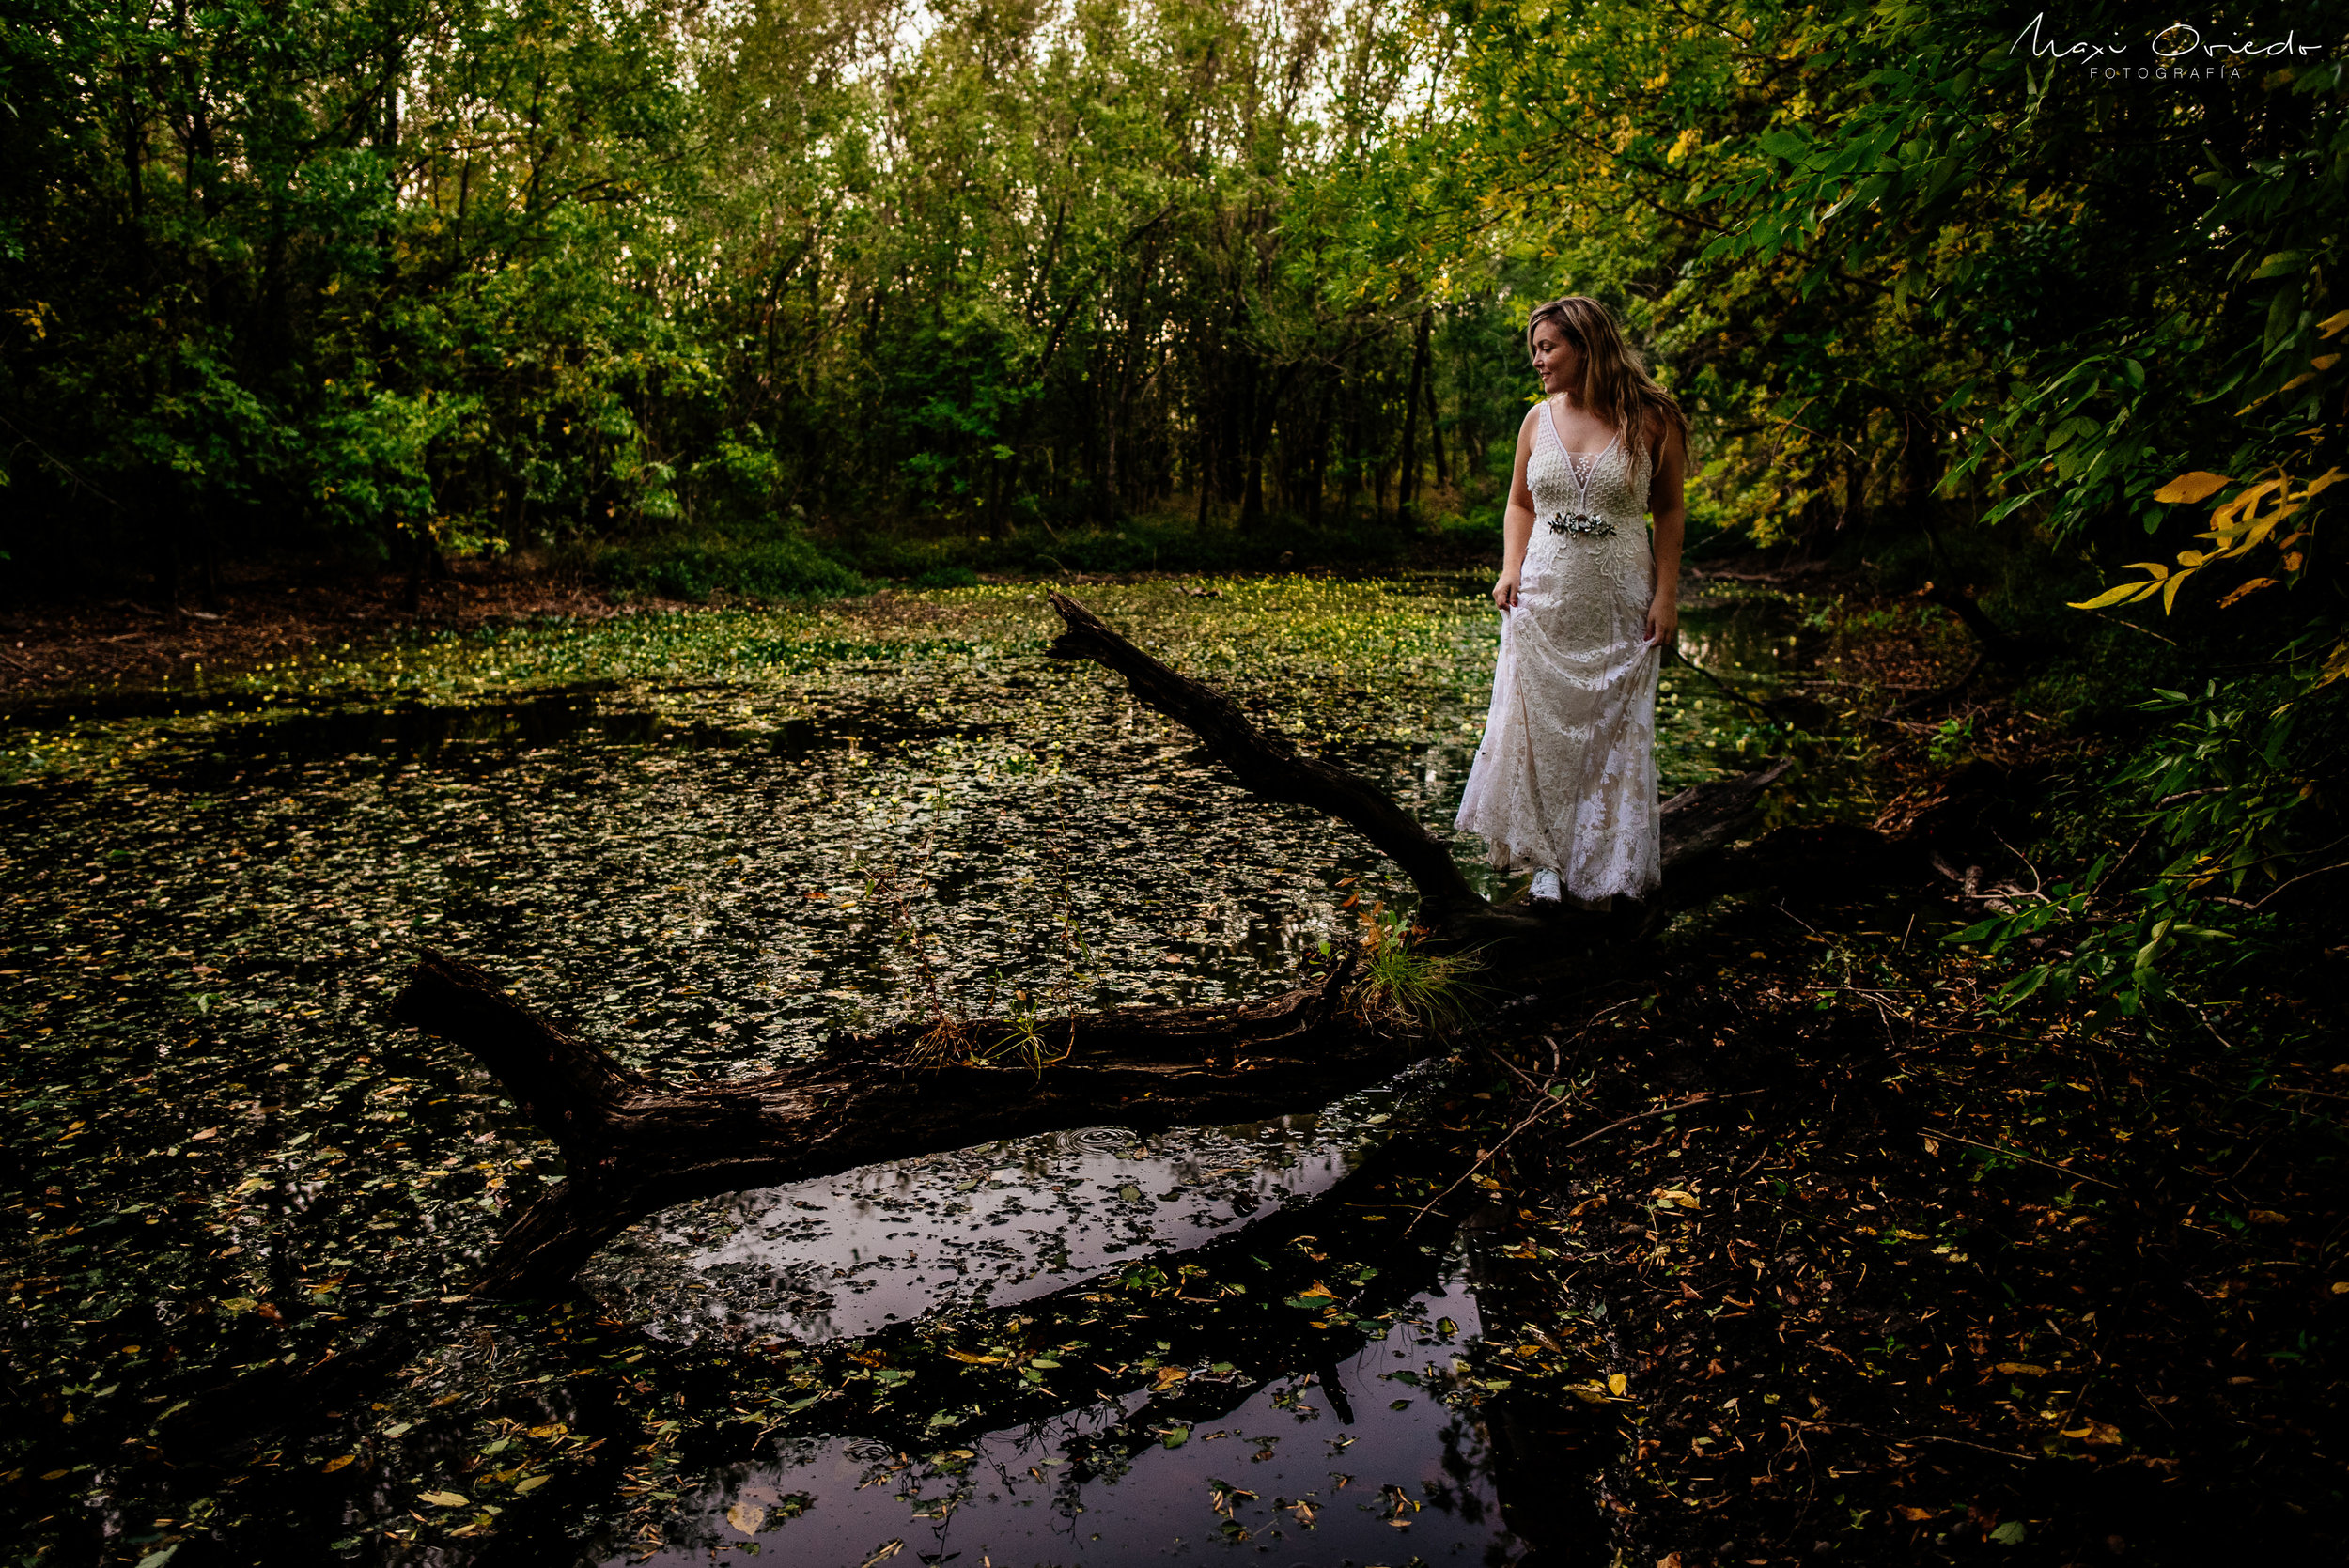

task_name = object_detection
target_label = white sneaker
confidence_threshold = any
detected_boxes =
[1530,868,1562,902]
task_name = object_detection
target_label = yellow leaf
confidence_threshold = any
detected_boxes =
[2161,570,2191,613]
[2152,471,2232,504]
[2176,550,2206,567]
[2321,308,2349,337]
[1992,1362,2051,1375]
[1896,1505,1938,1521]
[2313,355,2341,371]
[2284,552,2304,571]
[1607,1373,1629,1395]
[2280,372,2317,393]
[2121,560,2171,579]
[1154,1366,1188,1386]
[515,1474,551,1493]
[2210,477,2285,527]
[2068,582,2155,610]
[2248,1209,2288,1225]
[2303,467,2348,496]
[2236,500,2302,553]
[944,1349,1004,1364]
[418,1490,470,1508]
[1298,1281,1337,1298]
[322,1453,358,1473]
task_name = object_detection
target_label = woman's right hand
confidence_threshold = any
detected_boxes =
[1492,567,1522,612]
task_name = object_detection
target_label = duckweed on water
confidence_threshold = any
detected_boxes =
[1,574,1840,1564]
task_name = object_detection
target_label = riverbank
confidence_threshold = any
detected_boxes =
[0,513,1510,703]
[0,560,628,702]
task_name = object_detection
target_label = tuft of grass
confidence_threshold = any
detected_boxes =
[1351,904,1488,1033]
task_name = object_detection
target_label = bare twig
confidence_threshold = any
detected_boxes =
[1923,1126,2123,1190]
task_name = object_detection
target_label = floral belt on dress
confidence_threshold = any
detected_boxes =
[1541,510,1617,538]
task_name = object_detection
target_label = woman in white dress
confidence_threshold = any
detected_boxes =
[1454,295,1689,908]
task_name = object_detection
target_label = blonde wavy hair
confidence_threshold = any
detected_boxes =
[1526,296,1688,462]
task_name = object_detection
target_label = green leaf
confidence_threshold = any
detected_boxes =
[135,1548,180,1568]
[1988,1519,2028,1545]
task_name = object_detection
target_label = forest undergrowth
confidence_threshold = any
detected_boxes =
[1455,874,2345,1566]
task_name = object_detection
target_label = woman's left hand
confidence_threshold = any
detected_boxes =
[1643,593,1678,651]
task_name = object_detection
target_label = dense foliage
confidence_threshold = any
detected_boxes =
[1,0,1511,593]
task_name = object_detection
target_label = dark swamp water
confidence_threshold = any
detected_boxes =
[0,578,1836,1567]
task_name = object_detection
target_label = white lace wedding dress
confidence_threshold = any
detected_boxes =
[1454,401,1661,901]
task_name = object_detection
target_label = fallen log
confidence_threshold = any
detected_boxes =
[393,592,1814,1297]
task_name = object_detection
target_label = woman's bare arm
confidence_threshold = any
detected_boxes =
[1645,418,1688,648]
[1494,406,1541,610]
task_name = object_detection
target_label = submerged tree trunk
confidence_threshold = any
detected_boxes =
[391,593,1828,1298]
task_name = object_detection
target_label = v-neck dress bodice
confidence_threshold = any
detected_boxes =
[1453,403,1662,900]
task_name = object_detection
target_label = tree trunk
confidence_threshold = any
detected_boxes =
[391,593,1825,1299]
[1306,376,1330,531]
[152,468,183,613]
[1425,353,1450,489]
[1399,310,1431,513]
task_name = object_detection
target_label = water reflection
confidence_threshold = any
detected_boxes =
[585,1070,1434,1344]
[621,1265,1518,1568]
